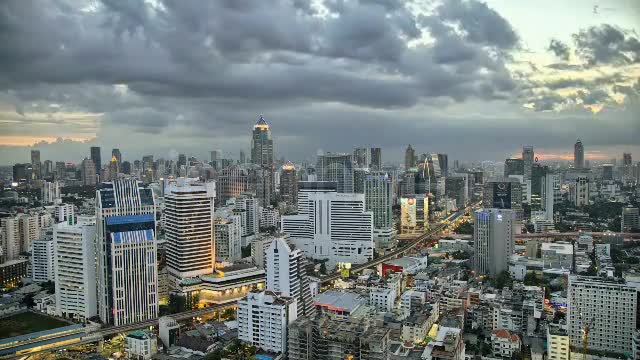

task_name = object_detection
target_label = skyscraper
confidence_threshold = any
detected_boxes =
[370,147,382,170]
[266,237,313,318]
[504,158,524,177]
[30,149,41,179]
[623,152,632,166]
[53,221,97,321]
[621,206,639,232]
[438,153,448,177]
[164,179,216,285]
[316,153,354,193]
[364,173,395,245]
[574,139,584,169]
[482,178,523,220]
[280,162,298,206]
[353,147,368,168]
[251,115,275,204]
[112,148,122,165]
[542,174,560,221]
[473,209,515,276]
[96,179,158,325]
[90,146,101,178]
[522,146,534,180]
[281,181,374,267]
[405,145,415,170]
[81,158,96,186]
[251,115,274,169]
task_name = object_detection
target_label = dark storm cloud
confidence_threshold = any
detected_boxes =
[573,24,640,65]
[547,39,571,61]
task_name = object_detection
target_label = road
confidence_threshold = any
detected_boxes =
[319,205,474,285]
[3,301,238,360]
[515,232,640,239]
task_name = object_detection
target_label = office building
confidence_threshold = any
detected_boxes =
[31,235,54,282]
[259,206,280,229]
[234,193,260,239]
[12,163,32,183]
[165,179,216,283]
[504,158,524,177]
[542,174,560,221]
[217,165,250,204]
[623,152,632,166]
[483,178,523,220]
[401,195,428,234]
[214,215,242,262]
[445,176,468,209]
[30,150,41,179]
[473,209,516,276]
[438,153,449,177]
[622,206,640,232]
[80,158,96,186]
[602,164,614,180]
[522,146,534,180]
[90,146,101,178]
[574,139,584,169]
[281,182,373,267]
[567,275,637,355]
[266,238,313,318]
[111,148,122,165]
[53,221,97,321]
[96,179,158,325]
[364,173,395,245]
[570,176,589,207]
[254,167,273,206]
[370,147,382,170]
[237,290,297,354]
[547,326,570,360]
[280,162,298,205]
[316,153,354,193]
[251,115,274,170]
[41,181,60,204]
[251,236,275,269]
[353,147,369,168]
[405,145,416,170]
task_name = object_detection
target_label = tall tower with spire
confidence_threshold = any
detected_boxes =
[251,115,274,205]
[574,139,585,169]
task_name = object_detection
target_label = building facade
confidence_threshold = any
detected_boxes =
[473,209,516,276]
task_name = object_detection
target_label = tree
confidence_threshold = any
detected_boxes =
[523,272,540,286]
[492,270,513,289]
[203,349,224,360]
[241,245,252,258]
[319,262,327,275]
[168,293,187,314]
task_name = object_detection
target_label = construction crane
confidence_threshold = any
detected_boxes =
[579,311,593,360]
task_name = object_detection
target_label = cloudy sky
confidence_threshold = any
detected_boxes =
[1,0,639,165]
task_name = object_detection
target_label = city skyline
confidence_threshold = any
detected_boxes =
[1,0,639,164]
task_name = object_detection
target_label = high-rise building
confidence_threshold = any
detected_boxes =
[353,167,369,194]
[210,150,221,168]
[31,149,41,179]
[353,147,368,168]
[364,173,395,245]
[214,215,242,262]
[281,182,374,267]
[622,206,640,232]
[438,153,449,177]
[255,167,273,207]
[504,158,524,177]
[95,179,158,325]
[31,234,54,282]
[12,163,32,183]
[574,139,584,169]
[234,193,260,239]
[623,152,632,166]
[568,275,637,356]
[237,290,297,354]
[81,158,96,186]
[405,145,416,170]
[239,150,246,165]
[251,115,274,169]
[280,162,298,206]
[401,195,428,234]
[522,146,534,180]
[90,146,101,178]
[602,164,614,180]
[177,154,186,169]
[570,176,589,207]
[370,147,382,170]
[482,178,523,220]
[542,174,560,221]
[43,159,53,178]
[53,221,97,321]
[445,176,468,209]
[108,154,119,181]
[217,165,250,205]
[266,237,313,318]
[316,153,354,193]
[473,209,515,276]
[41,181,60,204]
[164,179,216,284]
[112,148,122,165]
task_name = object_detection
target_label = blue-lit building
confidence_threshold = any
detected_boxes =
[96,179,158,326]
